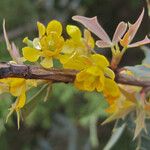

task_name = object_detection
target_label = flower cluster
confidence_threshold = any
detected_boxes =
[0,18,121,128]
[22,21,120,104]
[22,20,64,68]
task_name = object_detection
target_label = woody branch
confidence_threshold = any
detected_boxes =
[0,63,150,87]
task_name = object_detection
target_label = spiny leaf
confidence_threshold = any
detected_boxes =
[135,119,150,150]
[103,99,135,125]
[127,8,144,43]
[119,85,138,102]
[125,65,150,80]
[103,121,126,150]
[128,36,150,48]
[134,107,147,139]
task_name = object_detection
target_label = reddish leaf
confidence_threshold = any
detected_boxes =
[96,40,111,48]
[127,8,144,43]
[112,22,127,44]
[128,36,150,48]
[72,16,111,44]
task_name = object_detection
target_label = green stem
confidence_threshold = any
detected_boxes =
[136,134,142,150]
[110,46,127,70]
[89,115,99,148]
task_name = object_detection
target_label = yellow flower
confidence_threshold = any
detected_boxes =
[73,54,119,99]
[0,78,37,128]
[62,25,94,55]
[22,20,64,68]
[75,66,105,92]
[59,54,92,70]
[103,78,121,104]
[59,25,94,67]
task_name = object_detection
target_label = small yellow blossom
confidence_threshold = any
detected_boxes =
[22,20,64,68]
[59,25,94,68]
[62,25,94,55]
[103,78,121,104]
[0,78,37,128]
[71,54,120,102]
[75,66,105,92]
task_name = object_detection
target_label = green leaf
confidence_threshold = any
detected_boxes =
[43,83,52,102]
[89,115,99,148]
[103,121,126,150]
[21,84,49,119]
[83,92,108,117]
[125,65,150,80]
[102,100,135,125]
[125,46,150,81]
[141,46,150,65]
[134,107,146,139]
[79,92,108,126]
[52,83,78,104]
[136,119,150,150]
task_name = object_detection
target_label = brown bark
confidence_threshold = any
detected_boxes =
[0,63,149,87]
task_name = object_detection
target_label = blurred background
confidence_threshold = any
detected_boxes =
[0,0,149,150]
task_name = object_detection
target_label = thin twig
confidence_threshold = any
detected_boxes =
[0,63,150,87]
[0,63,77,83]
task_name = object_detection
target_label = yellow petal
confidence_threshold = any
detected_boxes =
[40,34,64,56]
[33,38,41,50]
[22,47,41,62]
[37,22,46,38]
[40,57,53,68]
[86,66,102,76]
[15,92,26,110]
[74,80,84,91]
[66,25,81,41]
[120,31,129,47]
[104,68,115,79]
[58,54,70,64]
[61,39,75,54]
[91,54,109,68]
[61,55,89,70]
[84,29,95,49]
[23,37,33,47]
[76,70,89,82]
[46,20,62,36]
[96,73,105,92]
[10,78,26,97]
[0,79,9,93]
[105,103,117,114]
[104,78,120,100]
[83,76,95,91]
[26,79,37,87]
